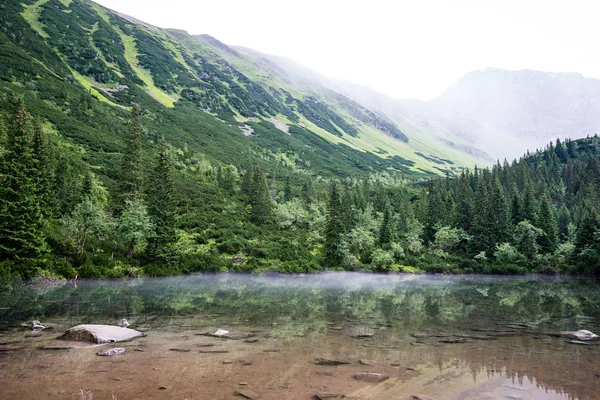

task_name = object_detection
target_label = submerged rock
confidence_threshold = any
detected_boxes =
[343,326,375,338]
[314,357,351,365]
[549,330,599,341]
[314,393,345,399]
[58,324,143,344]
[353,372,389,382]
[204,329,253,340]
[21,320,49,331]
[96,348,125,356]
[235,390,259,399]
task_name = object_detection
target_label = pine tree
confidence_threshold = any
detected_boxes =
[491,177,511,244]
[0,99,48,272]
[148,138,176,256]
[300,181,315,207]
[510,188,524,225]
[283,176,293,202]
[323,182,345,268]
[379,207,392,246]
[522,183,538,225]
[453,172,473,233]
[537,195,559,253]
[242,163,254,200]
[119,104,143,206]
[425,180,445,243]
[556,203,571,239]
[470,177,494,256]
[250,165,272,224]
[32,121,55,216]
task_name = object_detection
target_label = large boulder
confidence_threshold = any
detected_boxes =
[58,324,143,344]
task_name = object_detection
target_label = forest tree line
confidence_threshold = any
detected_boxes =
[1,100,600,286]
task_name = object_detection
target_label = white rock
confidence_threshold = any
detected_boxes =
[58,324,143,344]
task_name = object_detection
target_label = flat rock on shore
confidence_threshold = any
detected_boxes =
[58,324,143,344]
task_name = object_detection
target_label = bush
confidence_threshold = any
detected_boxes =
[494,243,523,264]
[370,249,395,271]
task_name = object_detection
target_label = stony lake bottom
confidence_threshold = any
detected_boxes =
[0,273,599,400]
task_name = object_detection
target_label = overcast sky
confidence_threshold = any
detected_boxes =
[93,0,598,100]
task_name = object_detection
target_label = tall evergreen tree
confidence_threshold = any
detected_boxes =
[148,138,176,256]
[522,183,538,225]
[283,176,293,202]
[453,172,473,233]
[510,188,524,225]
[119,104,143,206]
[379,207,392,246]
[242,163,254,200]
[0,100,47,272]
[300,181,315,207]
[250,165,272,224]
[323,182,345,267]
[32,121,55,216]
[490,177,511,244]
[470,177,494,256]
[537,195,559,253]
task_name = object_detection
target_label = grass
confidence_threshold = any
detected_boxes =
[92,4,175,108]
[20,0,50,39]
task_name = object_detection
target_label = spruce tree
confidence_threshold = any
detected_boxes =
[491,177,511,244]
[0,99,47,272]
[522,183,538,225]
[250,165,272,224]
[379,207,392,246]
[300,181,315,207]
[323,182,345,268]
[470,177,494,256]
[119,104,143,206]
[242,163,254,200]
[510,188,524,225]
[283,176,293,202]
[537,195,559,253]
[148,138,176,256]
[454,172,473,233]
[32,121,55,217]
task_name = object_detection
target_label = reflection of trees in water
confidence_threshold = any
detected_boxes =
[431,336,598,400]
[1,276,599,334]
[1,275,598,399]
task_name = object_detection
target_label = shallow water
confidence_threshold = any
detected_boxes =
[0,273,599,399]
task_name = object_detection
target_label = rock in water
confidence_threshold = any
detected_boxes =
[22,320,49,331]
[549,330,599,341]
[353,372,390,382]
[205,329,253,340]
[116,318,129,328]
[58,324,143,344]
[234,390,259,399]
[314,357,351,365]
[314,393,345,399]
[97,348,125,356]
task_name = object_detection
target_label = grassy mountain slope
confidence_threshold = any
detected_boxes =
[0,0,489,181]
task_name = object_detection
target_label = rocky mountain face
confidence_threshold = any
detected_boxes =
[405,68,600,159]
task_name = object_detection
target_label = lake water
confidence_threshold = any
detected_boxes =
[0,273,599,399]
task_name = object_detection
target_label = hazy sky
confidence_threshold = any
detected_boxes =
[93,0,598,100]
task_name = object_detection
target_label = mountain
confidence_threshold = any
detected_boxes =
[398,68,600,160]
[0,0,492,182]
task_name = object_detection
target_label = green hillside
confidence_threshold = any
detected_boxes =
[1,0,488,178]
[6,0,567,284]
